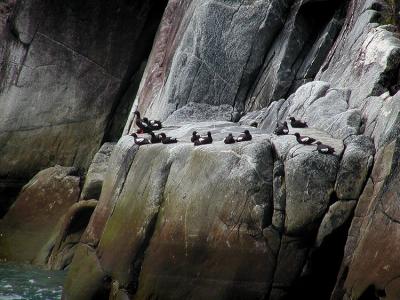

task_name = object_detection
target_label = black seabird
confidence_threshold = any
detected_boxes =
[143,117,162,131]
[236,130,252,142]
[274,121,289,135]
[294,132,316,145]
[224,133,235,144]
[134,111,152,133]
[289,117,308,128]
[150,132,161,144]
[191,131,200,142]
[315,141,335,154]
[250,122,258,128]
[159,133,178,144]
[194,132,213,146]
[131,133,151,145]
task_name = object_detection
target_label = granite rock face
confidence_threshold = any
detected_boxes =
[126,0,347,127]
[0,0,167,183]
[1,0,400,298]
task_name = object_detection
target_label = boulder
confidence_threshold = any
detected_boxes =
[81,143,116,200]
[65,120,370,299]
[335,135,375,200]
[0,165,80,263]
[63,244,110,300]
[284,150,339,236]
[98,124,275,299]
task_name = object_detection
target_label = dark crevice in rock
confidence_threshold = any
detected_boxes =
[375,47,400,96]
[286,216,353,300]
[92,276,112,300]
[45,201,97,270]
[331,266,349,300]
[124,159,173,297]
[328,191,340,207]
[67,205,96,236]
[102,0,168,143]
[359,284,386,300]
[126,212,160,296]
[0,179,25,218]
[386,63,400,96]
[286,0,349,97]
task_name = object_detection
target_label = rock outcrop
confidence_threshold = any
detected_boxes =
[0,0,400,299]
[64,111,373,299]
[64,0,400,299]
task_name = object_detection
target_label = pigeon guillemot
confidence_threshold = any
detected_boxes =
[194,132,213,146]
[315,141,335,154]
[143,117,162,131]
[236,130,252,142]
[134,111,152,133]
[150,132,161,144]
[191,131,200,142]
[131,133,151,145]
[294,132,316,145]
[289,117,308,128]
[224,133,235,144]
[159,133,178,144]
[274,121,289,135]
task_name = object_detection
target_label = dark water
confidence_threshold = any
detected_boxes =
[0,263,65,300]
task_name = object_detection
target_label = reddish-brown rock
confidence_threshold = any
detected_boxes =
[0,165,80,263]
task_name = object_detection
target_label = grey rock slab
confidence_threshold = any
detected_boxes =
[335,135,375,200]
[81,136,138,246]
[0,0,164,180]
[137,0,294,120]
[164,102,234,125]
[315,200,357,247]
[284,150,339,236]
[81,143,116,200]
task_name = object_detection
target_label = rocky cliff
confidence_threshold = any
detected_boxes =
[1,0,400,299]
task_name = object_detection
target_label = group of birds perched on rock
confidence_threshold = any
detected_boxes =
[274,117,335,154]
[131,111,253,146]
[131,111,177,145]
[131,111,334,154]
